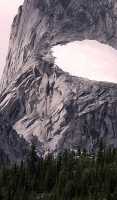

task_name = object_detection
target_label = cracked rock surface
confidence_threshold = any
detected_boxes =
[0,0,117,157]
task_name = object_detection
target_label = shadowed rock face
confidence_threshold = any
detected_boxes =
[0,0,117,156]
[0,113,28,162]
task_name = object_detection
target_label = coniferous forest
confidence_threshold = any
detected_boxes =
[0,145,117,200]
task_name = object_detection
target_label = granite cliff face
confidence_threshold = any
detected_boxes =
[2,0,117,90]
[0,0,117,157]
[0,113,28,163]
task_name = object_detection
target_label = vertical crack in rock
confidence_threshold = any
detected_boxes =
[0,0,117,158]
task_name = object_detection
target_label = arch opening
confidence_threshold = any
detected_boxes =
[52,40,117,83]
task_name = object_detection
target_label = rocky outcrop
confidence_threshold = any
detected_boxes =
[0,0,117,156]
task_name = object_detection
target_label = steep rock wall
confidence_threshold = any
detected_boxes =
[0,0,117,155]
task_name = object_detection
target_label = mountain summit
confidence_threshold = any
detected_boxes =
[0,0,117,158]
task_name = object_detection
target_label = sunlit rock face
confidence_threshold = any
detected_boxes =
[0,0,117,157]
[52,40,117,83]
[1,0,117,91]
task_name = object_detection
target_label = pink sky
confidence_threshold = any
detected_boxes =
[0,0,23,78]
[53,40,117,83]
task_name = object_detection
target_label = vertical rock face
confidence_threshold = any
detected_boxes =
[0,113,28,163]
[1,0,117,91]
[0,0,117,157]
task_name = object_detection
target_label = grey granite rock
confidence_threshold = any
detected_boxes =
[0,113,28,162]
[0,0,117,156]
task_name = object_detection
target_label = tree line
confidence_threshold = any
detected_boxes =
[0,144,117,199]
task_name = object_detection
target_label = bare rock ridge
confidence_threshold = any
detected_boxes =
[0,0,117,157]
